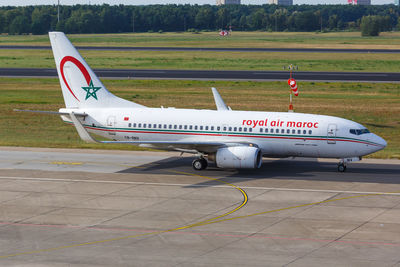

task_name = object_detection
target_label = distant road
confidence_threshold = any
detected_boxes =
[1,45,400,54]
[0,68,399,82]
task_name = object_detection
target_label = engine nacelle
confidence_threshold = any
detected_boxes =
[213,146,262,169]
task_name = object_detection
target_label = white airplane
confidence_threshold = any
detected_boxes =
[17,32,387,172]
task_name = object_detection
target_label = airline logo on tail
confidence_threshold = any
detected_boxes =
[60,56,101,101]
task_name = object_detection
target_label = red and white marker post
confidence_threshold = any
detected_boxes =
[285,64,299,112]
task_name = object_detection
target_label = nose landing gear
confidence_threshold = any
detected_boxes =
[338,162,347,172]
[337,157,362,172]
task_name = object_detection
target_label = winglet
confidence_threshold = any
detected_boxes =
[69,112,98,143]
[211,87,230,111]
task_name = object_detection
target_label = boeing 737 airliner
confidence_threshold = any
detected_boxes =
[17,32,387,172]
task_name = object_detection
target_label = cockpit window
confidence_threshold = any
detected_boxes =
[350,128,370,135]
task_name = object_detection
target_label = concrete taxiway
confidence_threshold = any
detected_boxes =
[0,147,400,266]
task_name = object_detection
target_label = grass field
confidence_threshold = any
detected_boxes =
[2,31,400,49]
[1,77,399,159]
[1,49,400,72]
[2,31,400,72]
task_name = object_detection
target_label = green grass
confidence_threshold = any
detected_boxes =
[0,77,399,158]
[1,49,400,72]
[2,31,400,49]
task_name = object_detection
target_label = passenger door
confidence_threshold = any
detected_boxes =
[327,124,337,144]
[107,116,116,136]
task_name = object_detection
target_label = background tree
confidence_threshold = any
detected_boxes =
[0,4,399,34]
[361,15,381,36]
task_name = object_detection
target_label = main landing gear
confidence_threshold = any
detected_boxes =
[192,157,208,171]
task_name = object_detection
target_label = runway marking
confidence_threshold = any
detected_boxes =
[50,162,83,165]
[190,191,400,228]
[0,170,248,259]
[0,175,399,196]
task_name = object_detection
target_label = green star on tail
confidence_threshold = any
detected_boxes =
[82,80,101,100]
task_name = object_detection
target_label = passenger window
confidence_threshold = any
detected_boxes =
[271,129,274,133]
[298,130,301,134]
[281,129,284,134]
[153,124,157,128]
[169,125,172,129]
[249,128,252,132]
[133,123,137,127]
[205,126,209,130]
[292,129,296,134]
[128,123,132,127]
[143,124,146,128]
[303,130,307,134]
[260,128,263,133]
[174,125,177,129]
[239,127,242,132]
[200,126,203,130]
[148,124,151,128]
[286,129,290,134]
[217,126,220,131]
[138,123,142,127]
[184,125,187,130]
[223,127,227,131]
[189,125,193,130]
[234,127,237,131]
[309,130,312,135]
[179,125,182,129]
[265,128,268,133]
[195,126,198,130]
[211,126,214,131]
[244,128,247,132]
[229,127,232,131]
[164,124,167,129]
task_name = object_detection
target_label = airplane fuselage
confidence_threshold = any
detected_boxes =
[62,107,386,159]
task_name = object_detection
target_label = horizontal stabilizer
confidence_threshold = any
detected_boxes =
[211,87,231,111]
[14,109,87,117]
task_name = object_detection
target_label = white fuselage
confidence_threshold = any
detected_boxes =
[62,107,386,159]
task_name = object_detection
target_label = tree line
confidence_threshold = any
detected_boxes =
[0,4,399,35]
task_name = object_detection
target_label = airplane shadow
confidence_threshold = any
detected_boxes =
[118,156,400,186]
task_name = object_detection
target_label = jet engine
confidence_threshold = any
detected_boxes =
[209,146,262,169]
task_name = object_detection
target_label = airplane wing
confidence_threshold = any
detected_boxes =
[69,112,253,154]
[212,87,231,111]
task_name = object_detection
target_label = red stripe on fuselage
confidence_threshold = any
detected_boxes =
[83,125,382,147]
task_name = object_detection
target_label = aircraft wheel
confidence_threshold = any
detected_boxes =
[338,163,346,172]
[192,158,207,171]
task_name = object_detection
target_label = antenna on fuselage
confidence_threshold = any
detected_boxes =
[283,64,299,113]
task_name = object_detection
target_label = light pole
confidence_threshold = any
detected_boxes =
[57,0,60,24]
[132,11,135,33]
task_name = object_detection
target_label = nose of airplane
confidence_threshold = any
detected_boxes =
[372,134,387,151]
